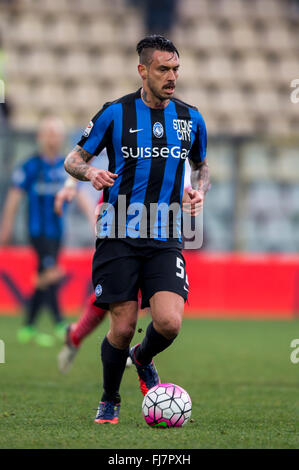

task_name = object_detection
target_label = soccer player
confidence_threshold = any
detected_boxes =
[64,35,210,424]
[0,116,93,346]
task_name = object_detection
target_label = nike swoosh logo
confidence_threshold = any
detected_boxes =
[129,128,143,133]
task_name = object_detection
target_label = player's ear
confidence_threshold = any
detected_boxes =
[138,64,147,80]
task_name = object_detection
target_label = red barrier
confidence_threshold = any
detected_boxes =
[0,247,298,319]
[183,252,299,319]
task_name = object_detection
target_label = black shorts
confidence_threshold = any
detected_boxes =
[92,238,189,310]
[30,236,61,273]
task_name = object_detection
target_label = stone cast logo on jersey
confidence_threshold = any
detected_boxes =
[83,121,94,137]
[173,119,193,142]
[153,122,164,138]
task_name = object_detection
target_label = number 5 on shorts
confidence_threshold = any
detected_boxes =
[176,256,189,292]
[176,257,185,278]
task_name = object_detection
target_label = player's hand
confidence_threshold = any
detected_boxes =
[54,187,77,216]
[182,189,204,217]
[89,169,118,191]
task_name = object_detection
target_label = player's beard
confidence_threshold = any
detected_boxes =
[147,76,174,102]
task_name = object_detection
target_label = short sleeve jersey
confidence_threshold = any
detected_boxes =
[11,155,66,239]
[78,88,207,241]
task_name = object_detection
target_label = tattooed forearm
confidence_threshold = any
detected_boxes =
[64,146,94,181]
[64,155,90,181]
[73,145,94,162]
[190,160,210,194]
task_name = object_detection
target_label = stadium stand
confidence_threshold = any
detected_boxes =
[0,0,298,134]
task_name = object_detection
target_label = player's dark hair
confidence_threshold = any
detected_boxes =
[136,35,179,65]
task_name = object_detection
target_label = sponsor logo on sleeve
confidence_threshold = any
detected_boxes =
[83,121,94,138]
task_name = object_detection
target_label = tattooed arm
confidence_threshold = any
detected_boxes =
[183,159,210,216]
[190,159,210,195]
[64,145,94,182]
[64,145,118,191]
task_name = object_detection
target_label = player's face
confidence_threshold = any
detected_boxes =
[146,51,180,101]
[38,120,65,157]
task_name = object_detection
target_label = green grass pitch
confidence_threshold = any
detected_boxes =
[0,313,298,449]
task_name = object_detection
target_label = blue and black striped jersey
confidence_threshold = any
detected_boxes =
[11,155,66,240]
[78,88,207,242]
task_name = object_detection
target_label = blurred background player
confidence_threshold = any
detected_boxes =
[0,116,94,346]
[55,177,108,371]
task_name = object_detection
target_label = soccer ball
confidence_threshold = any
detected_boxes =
[142,383,192,428]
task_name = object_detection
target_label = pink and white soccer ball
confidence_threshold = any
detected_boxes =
[142,383,192,428]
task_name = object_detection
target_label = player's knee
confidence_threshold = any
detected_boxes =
[110,301,138,345]
[121,325,136,342]
[114,322,136,345]
[156,315,182,340]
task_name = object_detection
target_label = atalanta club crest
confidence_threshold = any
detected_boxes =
[153,122,164,138]
[95,284,102,297]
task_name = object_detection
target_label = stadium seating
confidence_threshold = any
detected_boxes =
[1,0,298,135]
